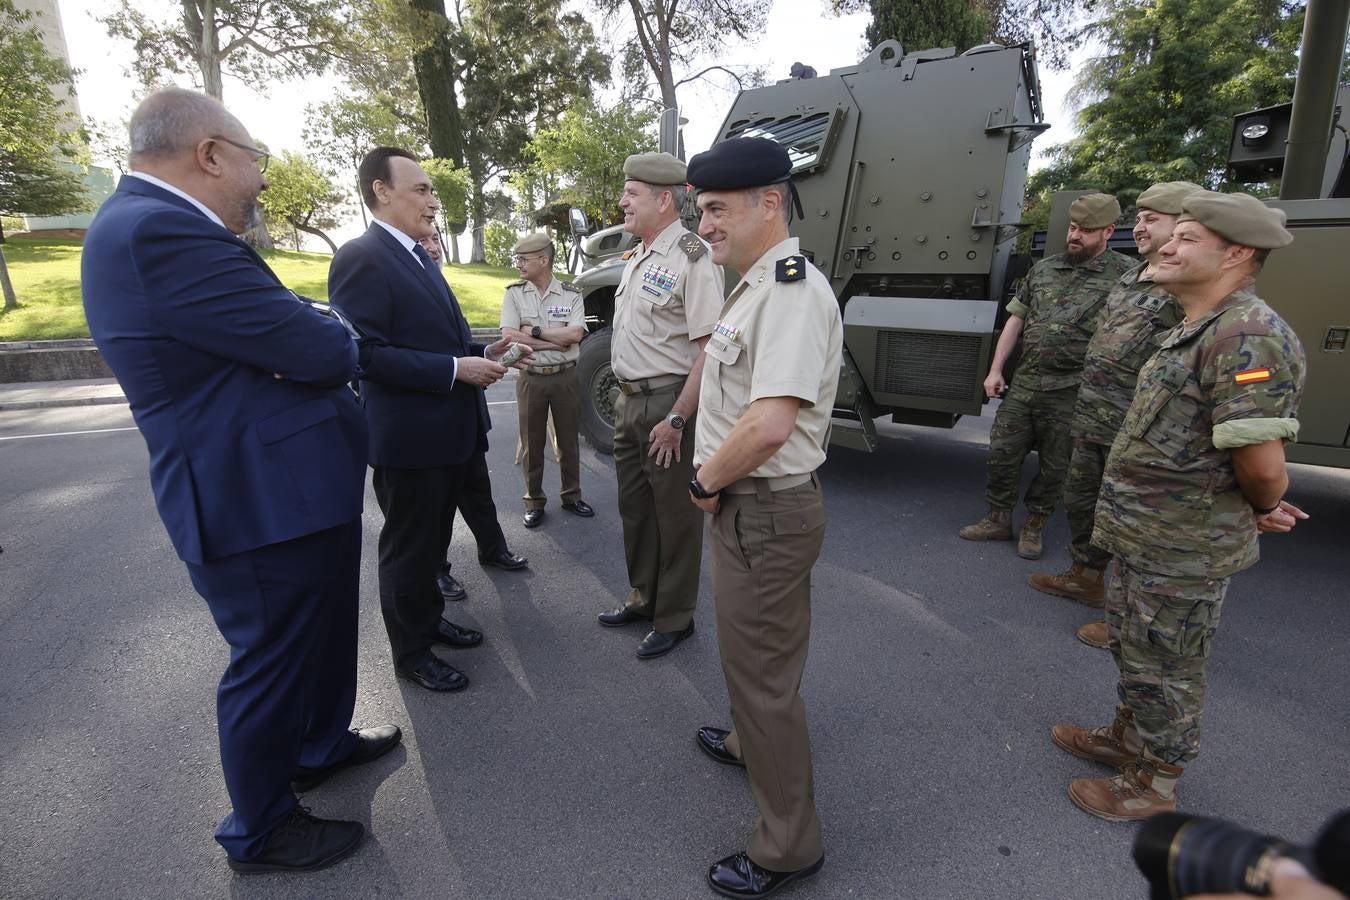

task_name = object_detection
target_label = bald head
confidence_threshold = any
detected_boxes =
[129,88,239,163]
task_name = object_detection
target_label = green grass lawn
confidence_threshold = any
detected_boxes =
[0,237,529,341]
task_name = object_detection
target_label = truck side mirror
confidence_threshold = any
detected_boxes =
[569,207,592,237]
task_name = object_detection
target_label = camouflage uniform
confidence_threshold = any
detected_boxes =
[985,249,1134,515]
[1063,264,1181,569]
[1094,289,1305,764]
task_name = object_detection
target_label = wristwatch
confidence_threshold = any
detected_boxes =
[531,325,542,339]
[1252,500,1282,515]
[667,413,686,430]
[689,477,719,500]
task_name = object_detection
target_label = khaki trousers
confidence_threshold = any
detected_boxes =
[613,381,701,632]
[516,368,582,510]
[712,476,825,871]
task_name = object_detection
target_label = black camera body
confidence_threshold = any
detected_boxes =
[1134,810,1350,899]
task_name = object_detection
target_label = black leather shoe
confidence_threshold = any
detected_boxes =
[435,566,467,602]
[561,500,595,518]
[696,726,745,768]
[397,657,469,692]
[226,805,364,874]
[597,605,654,628]
[635,622,695,659]
[431,618,483,648]
[480,548,529,570]
[707,851,824,898]
[523,509,545,529]
[292,724,403,792]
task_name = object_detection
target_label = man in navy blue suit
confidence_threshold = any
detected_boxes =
[329,148,528,692]
[81,88,400,874]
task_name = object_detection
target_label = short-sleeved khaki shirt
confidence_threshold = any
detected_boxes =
[694,237,843,477]
[611,218,724,381]
[500,277,585,367]
[1094,289,1306,578]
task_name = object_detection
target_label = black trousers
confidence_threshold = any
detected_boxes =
[443,449,508,564]
[373,464,469,670]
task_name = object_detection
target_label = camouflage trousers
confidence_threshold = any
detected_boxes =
[984,385,1077,516]
[1104,560,1230,766]
[1063,438,1113,570]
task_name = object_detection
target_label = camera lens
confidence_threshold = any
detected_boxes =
[1135,813,1291,899]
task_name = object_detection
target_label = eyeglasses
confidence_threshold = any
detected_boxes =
[212,135,269,173]
[512,254,546,265]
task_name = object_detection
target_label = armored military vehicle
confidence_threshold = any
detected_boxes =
[572,39,1048,453]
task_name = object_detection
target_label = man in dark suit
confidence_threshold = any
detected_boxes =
[81,88,400,874]
[329,148,528,692]
[416,233,529,605]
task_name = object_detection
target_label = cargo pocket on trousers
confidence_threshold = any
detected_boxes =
[771,501,826,537]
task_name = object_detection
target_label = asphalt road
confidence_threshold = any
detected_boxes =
[2,382,1348,900]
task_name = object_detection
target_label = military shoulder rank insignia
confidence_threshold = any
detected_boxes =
[507,279,526,288]
[677,232,706,261]
[1233,367,1272,385]
[621,248,636,260]
[562,281,580,292]
[776,256,805,282]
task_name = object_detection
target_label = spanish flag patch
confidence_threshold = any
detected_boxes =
[1234,368,1272,385]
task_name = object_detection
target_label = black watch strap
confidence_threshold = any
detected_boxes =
[1252,500,1281,515]
[689,477,719,499]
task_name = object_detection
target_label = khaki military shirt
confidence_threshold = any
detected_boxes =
[611,218,724,381]
[1072,263,1182,444]
[500,276,584,368]
[1094,290,1306,579]
[1006,249,1135,392]
[694,237,843,477]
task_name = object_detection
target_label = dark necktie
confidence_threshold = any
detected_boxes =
[413,243,440,276]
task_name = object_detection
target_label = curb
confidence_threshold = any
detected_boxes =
[0,394,128,412]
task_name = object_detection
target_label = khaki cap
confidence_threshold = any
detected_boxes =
[1178,191,1293,249]
[623,152,686,186]
[1069,192,1121,229]
[1136,181,1203,215]
[512,232,553,254]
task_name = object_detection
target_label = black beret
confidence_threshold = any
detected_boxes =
[686,137,792,191]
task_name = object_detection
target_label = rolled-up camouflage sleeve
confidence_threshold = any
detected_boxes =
[1204,329,1306,450]
[1005,274,1031,320]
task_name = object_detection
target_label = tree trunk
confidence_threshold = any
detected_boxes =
[411,0,466,168]
[0,249,16,310]
[193,0,224,99]
[468,153,486,263]
[449,227,462,263]
[292,219,338,253]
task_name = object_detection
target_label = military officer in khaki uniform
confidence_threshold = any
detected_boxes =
[959,194,1134,558]
[598,152,724,660]
[684,137,842,898]
[1028,181,1200,648]
[1053,191,1307,822]
[499,233,593,528]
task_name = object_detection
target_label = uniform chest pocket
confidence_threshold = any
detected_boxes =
[1099,323,1162,366]
[703,334,745,412]
[635,285,674,334]
[705,334,742,366]
[1039,311,1100,372]
[1125,361,1209,461]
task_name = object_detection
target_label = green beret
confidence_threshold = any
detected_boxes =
[1135,181,1203,215]
[511,232,553,254]
[1178,191,1293,249]
[1069,192,1121,229]
[623,152,686,186]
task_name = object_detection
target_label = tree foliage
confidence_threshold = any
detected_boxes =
[482,220,517,267]
[1029,0,1306,208]
[258,151,346,251]
[422,157,470,237]
[99,0,347,100]
[0,0,89,308]
[517,98,655,230]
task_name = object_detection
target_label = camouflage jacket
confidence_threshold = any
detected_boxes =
[1007,249,1135,392]
[1072,263,1182,445]
[1094,289,1306,578]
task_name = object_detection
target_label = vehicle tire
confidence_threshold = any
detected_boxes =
[577,326,617,455]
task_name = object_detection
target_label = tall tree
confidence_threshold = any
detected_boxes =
[0,0,89,309]
[1029,0,1306,206]
[421,157,470,261]
[303,95,423,228]
[99,0,347,100]
[258,151,346,251]
[597,0,769,121]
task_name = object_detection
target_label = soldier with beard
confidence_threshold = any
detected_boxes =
[960,194,1134,559]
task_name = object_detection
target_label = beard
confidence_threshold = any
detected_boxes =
[1064,242,1095,265]
[240,200,265,234]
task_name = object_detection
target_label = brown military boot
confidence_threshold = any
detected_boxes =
[958,507,1013,541]
[1068,756,1182,822]
[1051,705,1143,768]
[1028,562,1105,606]
[1017,514,1046,559]
[1076,621,1109,650]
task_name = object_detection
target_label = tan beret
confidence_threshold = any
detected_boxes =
[623,151,686,186]
[1069,192,1121,229]
[511,232,553,254]
[1136,181,1203,215]
[1178,191,1293,249]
